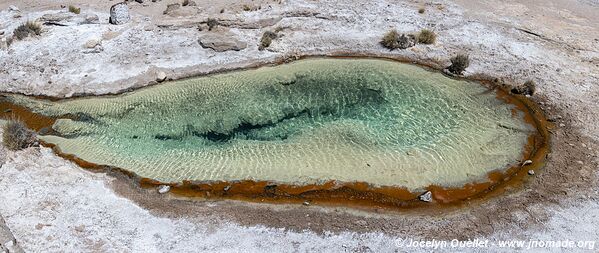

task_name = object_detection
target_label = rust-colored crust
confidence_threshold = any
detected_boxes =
[0,55,550,210]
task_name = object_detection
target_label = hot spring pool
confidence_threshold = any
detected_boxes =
[5,58,539,201]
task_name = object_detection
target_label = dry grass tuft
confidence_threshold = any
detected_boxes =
[511,80,536,96]
[13,21,42,40]
[259,30,278,50]
[381,29,400,49]
[68,5,81,14]
[2,119,36,151]
[417,29,436,44]
[447,53,470,75]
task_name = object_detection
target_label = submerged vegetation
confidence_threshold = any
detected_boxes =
[447,54,470,75]
[2,119,36,151]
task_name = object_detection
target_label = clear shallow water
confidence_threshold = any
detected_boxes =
[9,59,533,190]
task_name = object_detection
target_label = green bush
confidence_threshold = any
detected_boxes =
[417,29,436,44]
[13,21,42,40]
[447,54,470,75]
[2,119,36,151]
[68,5,81,14]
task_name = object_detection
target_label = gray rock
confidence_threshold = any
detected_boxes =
[84,14,100,24]
[163,3,181,15]
[8,5,19,12]
[522,160,533,166]
[199,33,247,52]
[39,12,75,23]
[528,170,535,175]
[163,3,196,17]
[418,191,433,202]
[156,71,167,82]
[109,2,130,25]
[84,39,101,49]
[397,34,416,49]
[183,0,197,6]
[157,185,170,194]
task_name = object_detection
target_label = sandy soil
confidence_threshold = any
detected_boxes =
[0,0,598,252]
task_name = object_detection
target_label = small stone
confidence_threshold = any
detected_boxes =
[223,185,231,191]
[302,201,311,206]
[559,123,565,127]
[157,185,170,194]
[156,71,167,82]
[576,161,584,165]
[528,170,535,175]
[84,14,100,24]
[74,225,85,232]
[419,191,433,202]
[199,33,247,52]
[84,39,101,48]
[0,30,4,35]
[109,2,130,25]
[397,33,416,49]
[3,109,12,113]
[581,143,587,148]
[163,3,180,15]
[522,160,533,166]
[8,5,19,11]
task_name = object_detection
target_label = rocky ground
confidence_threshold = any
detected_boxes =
[0,0,598,252]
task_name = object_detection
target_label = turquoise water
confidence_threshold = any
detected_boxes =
[8,59,534,190]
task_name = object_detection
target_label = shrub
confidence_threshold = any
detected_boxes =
[511,80,536,96]
[381,29,400,49]
[13,21,42,40]
[259,30,278,50]
[2,119,36,151]
[418,7,425,14]
[68,5,81,14]
[417,29,436,44]
[380,29,415,50]
[206,18,218,31]
[447,53,470,75]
